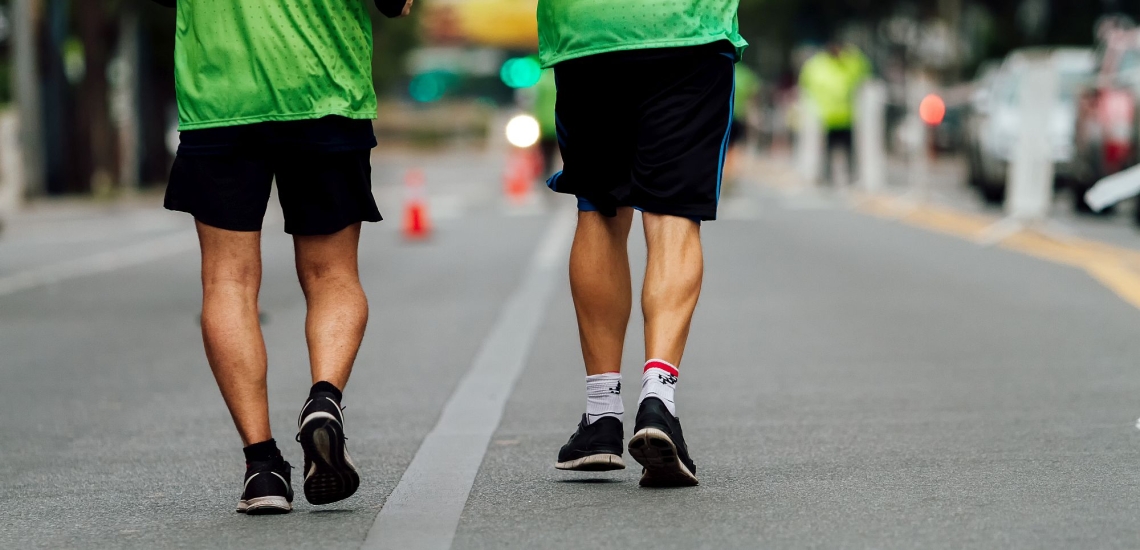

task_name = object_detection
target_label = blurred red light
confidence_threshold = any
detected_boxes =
[919,94,946,126]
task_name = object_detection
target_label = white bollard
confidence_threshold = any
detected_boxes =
[903,74,933,202]
[1005,58,1057,221]
[794,96,824,185]
[0,111,24,222]
[856,80,888,193]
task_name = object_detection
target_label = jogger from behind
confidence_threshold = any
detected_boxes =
[539,0,747,486]
[154,0,413,514]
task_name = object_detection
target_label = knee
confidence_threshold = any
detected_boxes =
[297,260,359,290]
[202,262,260,293]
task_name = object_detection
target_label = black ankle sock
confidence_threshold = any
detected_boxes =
[243,439,280,462]
[309,380,343,403]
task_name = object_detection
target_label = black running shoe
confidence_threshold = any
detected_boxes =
[628,397,698,487]
[556,414,626,471]
[236,456,294,514]
[297,392,360,505]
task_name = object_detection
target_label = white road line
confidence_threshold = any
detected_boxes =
[0,230,198,298]
[363,207,576,550]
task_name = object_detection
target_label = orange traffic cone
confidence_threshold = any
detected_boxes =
[504,149,536,205]
[401,168,432,241]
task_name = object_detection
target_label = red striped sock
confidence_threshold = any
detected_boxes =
[639,359,678,416]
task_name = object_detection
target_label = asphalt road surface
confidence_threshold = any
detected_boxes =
[2,150,1140,549]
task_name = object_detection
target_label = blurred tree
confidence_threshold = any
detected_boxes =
[0,0,10,105]
[74,0,115,193]
[138,0,175,185]
[21,0,416,194]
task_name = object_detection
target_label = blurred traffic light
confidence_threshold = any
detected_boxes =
[500,57,542,89]
[409,71,456,103]
[920,94,946,126]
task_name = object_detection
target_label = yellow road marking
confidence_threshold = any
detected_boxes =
[854,194,1140,311]
[1087,261,1140,309]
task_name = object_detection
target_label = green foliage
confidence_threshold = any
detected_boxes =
[408,70,455,102]
[0,60,10,105]
[0,0,11,105]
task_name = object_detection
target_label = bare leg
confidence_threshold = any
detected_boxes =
[642,213,704,366]
[724,143,744,188]
[294,223,368,390]
[197,222,271,447]
[569,209,635,376]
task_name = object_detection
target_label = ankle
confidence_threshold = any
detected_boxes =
[639,359,678,416]
[243,438,281,463]
[585,372,624,424]
[309,380,343,403]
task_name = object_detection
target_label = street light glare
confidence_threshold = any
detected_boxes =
[505,114,540,148]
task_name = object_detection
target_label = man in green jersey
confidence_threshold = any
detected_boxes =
[153,0,412,514]
[541,0,746,487]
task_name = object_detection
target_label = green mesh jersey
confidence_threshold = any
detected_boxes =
[537,0,747,68]
[175,0,378,130]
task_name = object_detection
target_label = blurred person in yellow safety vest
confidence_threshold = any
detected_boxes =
[799,42,870,184]
[724,63,761,188]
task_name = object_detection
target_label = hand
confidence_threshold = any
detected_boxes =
[375,0,412,18]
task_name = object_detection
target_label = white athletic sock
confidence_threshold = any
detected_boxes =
[585,372,624,424]
[640,359,678,416]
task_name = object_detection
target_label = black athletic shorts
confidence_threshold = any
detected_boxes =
[729,120,747,146]
[546,41,736,221]
[165,116,382,236]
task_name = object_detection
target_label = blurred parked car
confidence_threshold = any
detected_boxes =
[966,48,1095,204]
[1073,26,1140,214]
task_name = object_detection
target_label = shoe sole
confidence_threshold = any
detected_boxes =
[628,427,699,487]
[555,453,626,471]
[299,413,360,505]
[237,496,292,515]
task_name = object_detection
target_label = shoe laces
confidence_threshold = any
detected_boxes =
[295,404,349,444]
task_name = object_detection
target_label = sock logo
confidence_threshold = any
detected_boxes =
[609,382,621,395]
[658,374,678,386]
